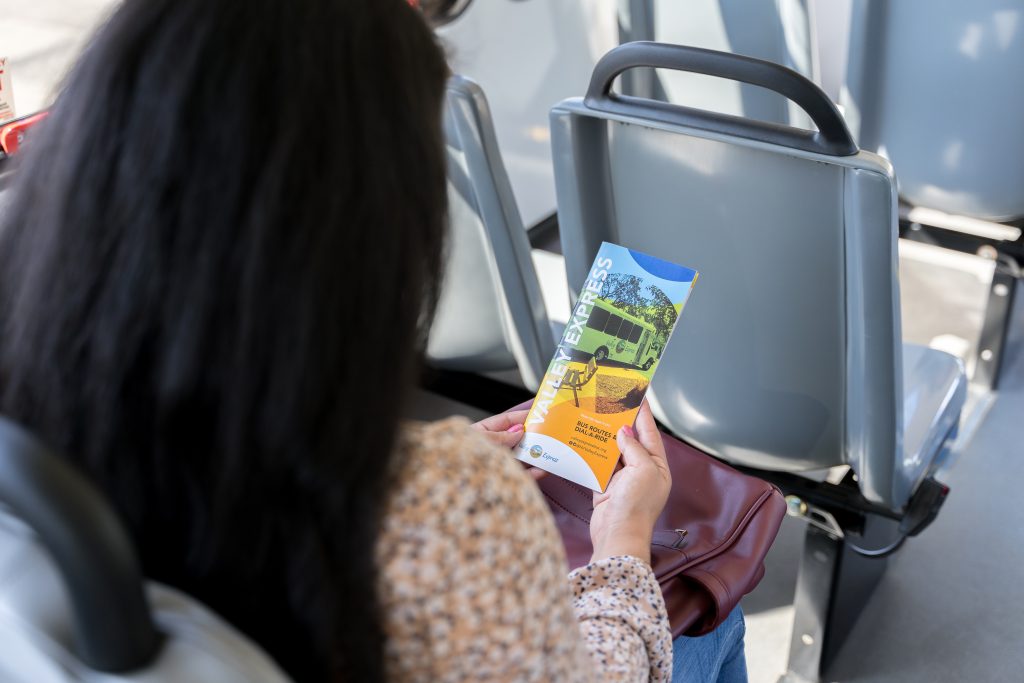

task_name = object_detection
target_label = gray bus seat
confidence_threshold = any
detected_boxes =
[549,42,966,681]
[0,418,292,682]
[842,0,1023,390]
[427,76,557,390]
[901,343,966,486]
[843,0,1024,222]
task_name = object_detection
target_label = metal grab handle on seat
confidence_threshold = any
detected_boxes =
[584,42,858,157]
[0,417,162,672]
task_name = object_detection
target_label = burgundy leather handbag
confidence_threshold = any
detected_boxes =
[515,402,787,638]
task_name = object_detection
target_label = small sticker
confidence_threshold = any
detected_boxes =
[0,58,15,123]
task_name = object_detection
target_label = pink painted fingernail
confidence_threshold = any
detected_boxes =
[507,424,524,433]
[622,425,635,439]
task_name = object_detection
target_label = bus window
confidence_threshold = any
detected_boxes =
[618,320,633,340]
[629,325,643,344]
[588,305,610,331]
[604,314,622,337]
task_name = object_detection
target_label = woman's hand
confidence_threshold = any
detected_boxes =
[471,410,548,481]
[589,401,671,565]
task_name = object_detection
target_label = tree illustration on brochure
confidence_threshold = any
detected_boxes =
[601,273,678,337]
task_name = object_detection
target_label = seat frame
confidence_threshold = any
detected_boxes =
[427,76,556,391]
[737,460,952,681]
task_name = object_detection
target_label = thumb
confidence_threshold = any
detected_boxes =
[616,425,652,467]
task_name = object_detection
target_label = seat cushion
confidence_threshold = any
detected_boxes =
[897,343,967,505]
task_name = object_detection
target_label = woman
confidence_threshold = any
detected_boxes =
[0,0,745,680]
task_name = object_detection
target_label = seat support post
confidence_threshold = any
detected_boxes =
[782,514,899,682]
[973,255,1020,390]
[783,525,840,683]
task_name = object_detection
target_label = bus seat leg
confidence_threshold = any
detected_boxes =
[781,514,899,682]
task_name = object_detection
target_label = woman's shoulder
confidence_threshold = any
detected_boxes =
[378,420,585,681]
[377,415,566,602]
[386,417,544,528]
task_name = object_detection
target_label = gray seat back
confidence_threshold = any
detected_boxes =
[551,43,911,509]
[842,0,1024,221]
[428,76,555,390]
[0,516,292,683]
[0,418,291,682]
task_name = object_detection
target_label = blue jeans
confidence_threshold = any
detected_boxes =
[671,606,748,683]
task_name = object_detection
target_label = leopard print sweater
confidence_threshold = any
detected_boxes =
[376,417,672,682]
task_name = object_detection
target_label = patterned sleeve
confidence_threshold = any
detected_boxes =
[376,419,672,683]
[570,556,673,682]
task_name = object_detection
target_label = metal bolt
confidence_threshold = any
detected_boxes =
[785,495,807,518]
[994,283,1009,297]
[801,634,815,646]
[981,349,994,362]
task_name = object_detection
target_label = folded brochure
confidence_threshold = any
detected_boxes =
[515,242,698,492]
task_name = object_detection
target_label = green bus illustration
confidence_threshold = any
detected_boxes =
[579,299,661,370]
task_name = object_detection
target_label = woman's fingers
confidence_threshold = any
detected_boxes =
[592,466,622,506]
[472,405,664,484]
[482,423,525,450]
[634,401,668,466]
[472,409,530,433]
[615,423,652,468]
[630,403,671,473]
[612,402,670,484]
[526,467,549,481]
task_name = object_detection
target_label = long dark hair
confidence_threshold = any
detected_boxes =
[0,1,449,680]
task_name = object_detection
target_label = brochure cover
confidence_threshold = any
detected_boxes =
[515,242,698,492]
